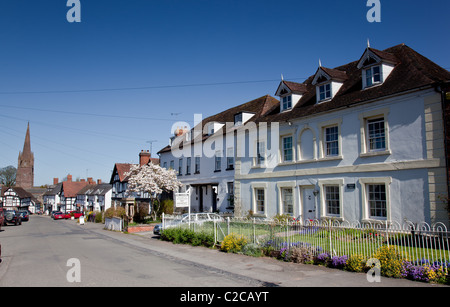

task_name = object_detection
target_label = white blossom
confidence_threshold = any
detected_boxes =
[125,162,182,197]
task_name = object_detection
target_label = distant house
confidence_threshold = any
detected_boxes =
[158,95,279,214]
[109,150,159,219]
[1,186,34,211]
[76,181,112,212]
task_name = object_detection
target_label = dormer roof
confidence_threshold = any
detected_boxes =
[312,66,348,85]
[275,80,308,96]
[357,47,398,69]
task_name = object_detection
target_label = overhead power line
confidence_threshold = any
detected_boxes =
[0,77,307,95]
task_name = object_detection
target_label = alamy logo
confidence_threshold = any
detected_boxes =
[170,114,280,168]
[366,0,381,23]
[67,0,81,23]
[66,258,81,282]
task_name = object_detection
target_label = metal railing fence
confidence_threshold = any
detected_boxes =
[162,215,450,266]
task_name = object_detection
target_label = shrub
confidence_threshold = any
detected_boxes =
[372,246,405,278]
[345,254,367,272]
[290,247,314,264]
[273,214,293,224]
[315,253,331,266]
[161,227,215,247]
[220,233,247,253]
[241,243,263,257]
[105,207,126,219]
[94,211,103,223]
[331,255,348,269]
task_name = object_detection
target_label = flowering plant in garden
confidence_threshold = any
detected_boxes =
[125,162,183,220]
[331,255,348,269]
[401,260,448,283]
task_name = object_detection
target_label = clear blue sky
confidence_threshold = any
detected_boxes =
[0,0,449,186]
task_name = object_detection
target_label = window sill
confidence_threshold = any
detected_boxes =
[214,170,221,173]
[225,167,234,171]
[359,150,390,158]
[318,155,343,162]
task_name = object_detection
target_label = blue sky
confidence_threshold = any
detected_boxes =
[0,0,449,186]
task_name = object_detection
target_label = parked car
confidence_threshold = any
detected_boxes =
[3,210,22,226]
[18,211,29,222]
[69,211,84,218]
[0,208,4,230]
[53,212,65,220]
[153,213,224,236]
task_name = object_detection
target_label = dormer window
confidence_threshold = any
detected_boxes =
[357,46,397,90]
[319,83,331,101]
[282,95,292,111]
[364,65,381,87]
[234,113,243,126]
[312,66,346,104]
[234,112,255,126]
[275,80,306,113]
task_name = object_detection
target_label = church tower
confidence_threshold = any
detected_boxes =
[16,122,34,189]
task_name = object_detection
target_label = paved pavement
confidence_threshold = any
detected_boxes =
[81,219,446,288]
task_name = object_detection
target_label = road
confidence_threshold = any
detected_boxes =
[0,215,444,290]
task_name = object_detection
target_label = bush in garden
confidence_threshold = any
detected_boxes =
[241,243,263,257]
[105,207,126,219]
[372,246,405,278]
[94,211,103,223]
[314,253,331,266]
[220,233,247,253]
[401,260,448,283]
[330,255,348,269]
[345,254,367,272]
[290,247,314,264]
[160,227,215,247]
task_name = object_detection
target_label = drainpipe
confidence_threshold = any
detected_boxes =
[436,82,450,214]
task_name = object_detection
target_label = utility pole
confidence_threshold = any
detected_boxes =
[146,140,157,156]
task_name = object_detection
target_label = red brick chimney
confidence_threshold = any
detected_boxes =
[53,178,59,185]
[87,177,94,184]
[97,179,102,184]
[67,174,72,182]
[139,150,151,166]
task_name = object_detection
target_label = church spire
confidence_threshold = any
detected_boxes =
[22,122,31,157]
[16,122,34,189]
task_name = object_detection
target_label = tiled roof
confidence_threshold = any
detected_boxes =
[62,181,89,198]
[259,43,450,123]
[157,95,279,154]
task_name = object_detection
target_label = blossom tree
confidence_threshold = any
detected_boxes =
[125,162,182,220]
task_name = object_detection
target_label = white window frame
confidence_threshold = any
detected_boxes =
[281,135,294,163]
[251,183,268,217]
[318,118,343,160]
[186,157,191,174]
[319,83,332,102]
[277,181,296,216]
[363,65,382,88]
[226,147,234,170]
[214,150,222,172]
[359,177,392,222]
[359,108,390,157]
[281,95,292,111]
[318,179,344,220]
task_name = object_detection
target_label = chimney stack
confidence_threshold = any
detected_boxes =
[67,174,72,182]
[139,149,151,166]
[53,178,59,185]
[88,177,94,184]
[97,179,102,184]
